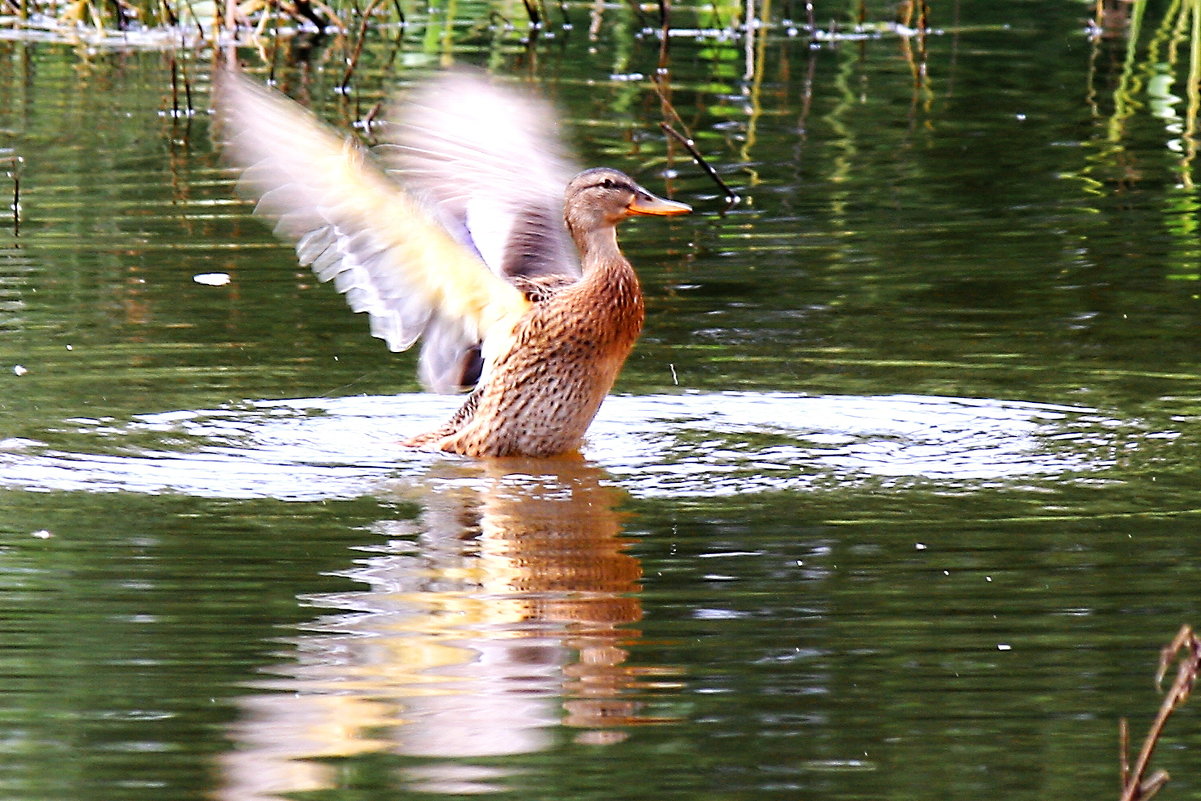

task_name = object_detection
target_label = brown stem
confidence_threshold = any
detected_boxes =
[651,76,738,205]
[519,0,541,27]
[339,0,386,93]
[657,0,669,69]
[170,54,180,118]
[5,154,21,236]
[659,122,739,205]
[1119,625,1200,801]
[1119,717,1130,790]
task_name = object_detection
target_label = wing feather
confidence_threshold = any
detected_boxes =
[379,70,581,283]
[373,70,583,392]
[215,72,531,381]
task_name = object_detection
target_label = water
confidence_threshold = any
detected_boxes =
[4,2,1201,799]
[0,392,1128,498]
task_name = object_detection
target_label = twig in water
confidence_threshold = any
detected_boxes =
[4,154,22,236]
[651,74,684,129]
[111,0,132,30]
[519,0,541,28]
[1119,624,1201,801]
[660,123,739,206]
[173,0,205,41]
[168,54,194,117]
[361,100,384,135]
[656,0,670,68]
[339,0,386,94]
[292,0,327,28]
[651,76,739,205]
[182,59,193,113]
[170,54,180,117]
[159,0,179,27]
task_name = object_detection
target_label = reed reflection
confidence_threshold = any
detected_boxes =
[218,459,674,799]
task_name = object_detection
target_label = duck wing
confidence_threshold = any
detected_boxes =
[379,70,582,282]
[215,72,532,392]
[376,72,582,392]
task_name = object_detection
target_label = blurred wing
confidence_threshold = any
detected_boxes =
[378,70,581,283]
[215,72,531,391]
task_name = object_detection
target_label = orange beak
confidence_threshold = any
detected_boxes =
[627,186,692,216]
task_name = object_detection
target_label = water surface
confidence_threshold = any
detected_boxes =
[3,4,1201,800]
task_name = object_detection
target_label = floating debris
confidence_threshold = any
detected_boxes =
[193,272,231,286]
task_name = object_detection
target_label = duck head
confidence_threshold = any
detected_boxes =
[564,168,691,235]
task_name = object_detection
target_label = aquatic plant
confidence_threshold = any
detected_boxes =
[1,150,18,235]
[1117,624,1199,801]
[1094,0,1201,186]
[0,0,935,51]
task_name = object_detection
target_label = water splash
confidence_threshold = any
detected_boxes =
[0,392,1127,501]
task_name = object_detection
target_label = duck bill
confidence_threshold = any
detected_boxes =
[627,188,692,216]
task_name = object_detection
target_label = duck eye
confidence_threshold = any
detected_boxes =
[601,179,617,189]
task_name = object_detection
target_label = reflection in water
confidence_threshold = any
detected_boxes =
[218,459,671,799]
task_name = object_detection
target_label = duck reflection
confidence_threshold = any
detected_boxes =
[218,458,674,799]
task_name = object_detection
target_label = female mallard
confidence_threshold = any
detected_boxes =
[217,70,690,458]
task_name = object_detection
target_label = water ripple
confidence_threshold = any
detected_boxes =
[0,392,1127,500]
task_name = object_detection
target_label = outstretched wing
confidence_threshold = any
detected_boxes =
[215,71,532,390]
[376,71,582,391]
[379,69,581,281]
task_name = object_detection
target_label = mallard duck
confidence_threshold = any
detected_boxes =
[217,70,691,458]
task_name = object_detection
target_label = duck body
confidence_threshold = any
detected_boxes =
[217,73,689,459]
[417,209,646,457]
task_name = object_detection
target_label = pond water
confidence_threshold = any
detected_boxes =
[3,1,1201,799]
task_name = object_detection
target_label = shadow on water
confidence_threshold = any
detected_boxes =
[0,391,1131,500]
[218,458,669,799]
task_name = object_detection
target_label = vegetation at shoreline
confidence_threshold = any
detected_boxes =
[0,0,939,51]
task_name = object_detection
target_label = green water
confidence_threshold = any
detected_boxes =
[3,2,1201,799]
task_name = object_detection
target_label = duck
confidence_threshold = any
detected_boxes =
[216,69,691,458]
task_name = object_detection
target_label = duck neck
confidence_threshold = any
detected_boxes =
[572,224,622,272]
[571,222,645,335]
